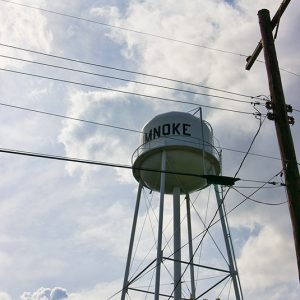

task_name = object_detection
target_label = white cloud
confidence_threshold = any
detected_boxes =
[89,6,120,20]
[0,292,12,300]
[0,0,52,68]
[58,88,143,184]
[73,201,133,257]
[68,280,123,300]
[20,287,68,300]
[238,225,300,299]
[20,282,127,300]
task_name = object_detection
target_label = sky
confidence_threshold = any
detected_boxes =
[0,0,299,299]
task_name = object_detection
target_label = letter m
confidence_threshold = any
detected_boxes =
[144,129,152,143]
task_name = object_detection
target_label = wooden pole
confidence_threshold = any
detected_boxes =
[258,8,300,281]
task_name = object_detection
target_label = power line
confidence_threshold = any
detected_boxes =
[232,187,287,206]
[167,169,284,299]
[221,146,281,162]
[233,115,266,178]
[0,102,140,134]
[0,0,249,58]
[234,185,282,189]
[279,67,300,77]
[0,54,259,106]
[1,3,299,78]
[0,43,263,101]
[168,110,283,296]
[176,114,267,292]
[0,146,284,186]
[239,178,285,186]
[170,171,285,255]
[225,170,285,213]
[0,67,256,115]
[0,101,287,164]
[190,200,229,264]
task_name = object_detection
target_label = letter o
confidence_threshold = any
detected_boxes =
[162,124,171,135]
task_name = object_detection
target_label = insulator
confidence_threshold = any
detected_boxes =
[265,101,274,110]
[286,104,293,113]
[267,112,275,120]
[288,116,295,125]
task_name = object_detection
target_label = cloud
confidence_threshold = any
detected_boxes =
[0,292,12,300]
[0,0,52,68]
[57,88,148,184]
[67,280,128,300]
[50,288,68,300]
[19,283,126,300]
[20,287,68,300]
[0,0,299,299]
[237,225,300,299]
[90,5,120,20]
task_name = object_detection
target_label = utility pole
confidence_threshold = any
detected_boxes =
[246,4,300,281]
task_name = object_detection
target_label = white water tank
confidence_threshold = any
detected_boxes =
[132,111,220,194]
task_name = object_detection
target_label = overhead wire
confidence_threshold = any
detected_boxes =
[0,0,250,58]
[234,185,282,189]
[233,114,266,178]
[0,101,288,165]
[220,146,281,162]
[181,114,269,291]
[0,67,256,115]
[225,170,285,214]
[166,169,284,299]
[0,101,140,134]
[6,45,298,118]
[0,43,263,101]
[168,171,285,256]
[168,115,271,299]
[0,53,259,106]
[232,187,287,206]
[190,200,229,265]
[0,147,285,186]
[1,2,299,78]
[240,178,285,186]
[278,67,300,77]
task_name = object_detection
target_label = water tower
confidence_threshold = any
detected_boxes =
[121,111,243,300]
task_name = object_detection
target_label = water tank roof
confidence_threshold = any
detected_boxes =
[132,111,220,194]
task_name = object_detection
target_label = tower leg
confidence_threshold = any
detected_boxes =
[173,186,182,300]
[186,194,196,299]
[214,185,244,300]
[154,151,166,300]
[121,180,143,300]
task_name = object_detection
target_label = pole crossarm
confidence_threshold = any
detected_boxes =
[245,0,291,70]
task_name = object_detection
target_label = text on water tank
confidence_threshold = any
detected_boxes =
[144,123,191,143]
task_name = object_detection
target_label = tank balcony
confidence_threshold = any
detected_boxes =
[132,134,221,166]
